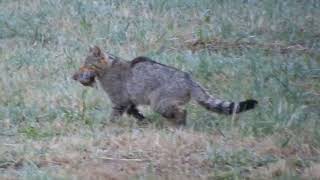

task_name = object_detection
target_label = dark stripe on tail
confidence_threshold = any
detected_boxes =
[228,99,258,114]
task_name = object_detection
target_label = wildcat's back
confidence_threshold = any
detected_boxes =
[127,57,193,106]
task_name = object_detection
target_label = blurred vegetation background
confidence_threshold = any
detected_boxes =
[0,0,319,179]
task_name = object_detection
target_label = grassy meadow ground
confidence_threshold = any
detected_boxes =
[0,0,320,179]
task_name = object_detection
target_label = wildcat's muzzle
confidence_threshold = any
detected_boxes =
[72,67,97,87]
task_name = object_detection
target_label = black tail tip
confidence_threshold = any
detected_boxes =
[239,99,258,112]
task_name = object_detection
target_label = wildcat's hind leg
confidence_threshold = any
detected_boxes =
[152,101,187,126]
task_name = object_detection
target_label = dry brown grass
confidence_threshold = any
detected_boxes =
[1,125,319,179]
[302,163,320,179]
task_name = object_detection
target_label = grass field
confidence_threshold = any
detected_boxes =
[0,0,320,179]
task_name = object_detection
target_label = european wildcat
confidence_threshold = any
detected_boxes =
[72,46,257,125]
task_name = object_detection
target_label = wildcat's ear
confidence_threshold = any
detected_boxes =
[89,45,102,57]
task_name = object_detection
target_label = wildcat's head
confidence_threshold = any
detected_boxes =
[72,46,108,87]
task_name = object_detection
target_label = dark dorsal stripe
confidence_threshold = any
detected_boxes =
[130,56,182,72]
[130,56,151,67]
